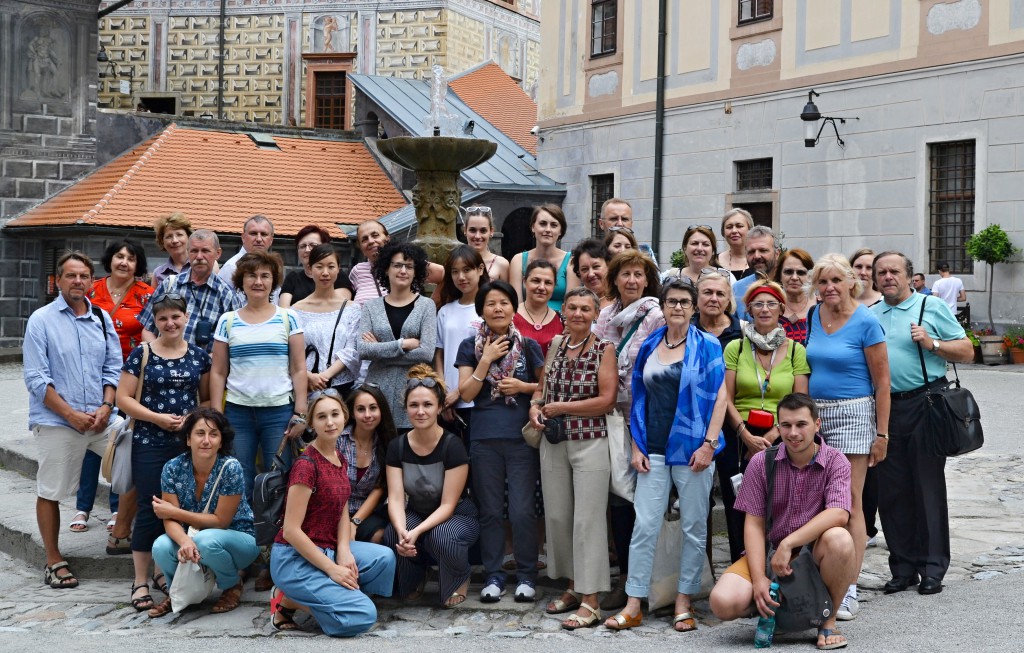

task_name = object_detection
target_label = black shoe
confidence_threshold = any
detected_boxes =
[918,577,943,595]
[883,574,920,594]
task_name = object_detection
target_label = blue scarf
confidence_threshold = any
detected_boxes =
[630,324,725,465]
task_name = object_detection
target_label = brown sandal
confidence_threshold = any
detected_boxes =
[211,583,243,613]
[148,597,172,618]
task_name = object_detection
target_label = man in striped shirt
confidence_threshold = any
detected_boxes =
[710,393,856,650]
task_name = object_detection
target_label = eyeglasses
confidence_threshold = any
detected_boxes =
[298,242,320,251]
[664,298,694,309]
[749,301,781,311]
[390,262,415,271]
[782,268,808,277]
[465,205,492,216]
[406,377,439,391]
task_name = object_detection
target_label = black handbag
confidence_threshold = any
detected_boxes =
[915,296,983,457]
[543,415,567,444]
[763,445,834,632]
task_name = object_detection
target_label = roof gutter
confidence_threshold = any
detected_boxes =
[651,0,667,262]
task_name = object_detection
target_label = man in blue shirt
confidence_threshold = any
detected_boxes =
[140,229,242,352]
[912,273,932,295]
[23,252,123,589]
[870,251,973,597]
[733,226,780,320]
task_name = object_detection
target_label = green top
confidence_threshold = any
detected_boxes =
[725,337,810,419]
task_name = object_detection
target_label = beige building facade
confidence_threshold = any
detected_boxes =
[537,0,1024,328]
[97,0,540,127]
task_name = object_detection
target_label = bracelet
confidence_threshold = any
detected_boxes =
[289,415,307,425]
[530,398,545,407]
[876,433,889,440]
[101,401,115,410]
[471,373,485,383]
[736,422,746,433]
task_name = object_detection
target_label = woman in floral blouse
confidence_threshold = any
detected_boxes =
[148,408,259,616]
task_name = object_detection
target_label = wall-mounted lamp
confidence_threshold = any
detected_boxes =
[800,90,859,148]
[97,44,109,63]
[97,42,135,93]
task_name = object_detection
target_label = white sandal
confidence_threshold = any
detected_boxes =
[107,512,118,532]
[69,511,90,533]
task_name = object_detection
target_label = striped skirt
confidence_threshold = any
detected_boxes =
[816,395,876,455]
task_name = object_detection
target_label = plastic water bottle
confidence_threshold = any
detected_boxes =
[753,581,781,648]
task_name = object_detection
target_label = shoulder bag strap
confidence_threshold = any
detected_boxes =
[616,317,644,357]
[806,303,817,342]
[914,294,960,389]
[763,444,780,553]
[324,300,349,373]
[91,304,110,340]
[200,461,228,513]
[127,343,151,431]
[539,334,563,404]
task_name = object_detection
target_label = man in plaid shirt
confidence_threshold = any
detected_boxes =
[709,393,857,650]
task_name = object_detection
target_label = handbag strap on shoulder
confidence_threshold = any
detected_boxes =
[914,295,961,389]
[200,461,228,514]
[763,444,781,552]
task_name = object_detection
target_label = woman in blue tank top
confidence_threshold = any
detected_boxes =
[509,205,579,312]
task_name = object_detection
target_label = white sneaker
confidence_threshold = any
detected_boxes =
[514,580,536,603]
[866,535,878,547]
[480,577,505,603]
[836,596,859,621]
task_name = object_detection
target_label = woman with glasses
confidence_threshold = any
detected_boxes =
[514,259,564,356]
[604,278,727,632]
[384,365,479,608]
[528,287,617,630]
[721,280,809,561]
[358,242,437,432]
[268,390,396,635]
[850,247,884,308]
[340,384,397,544]
[593,249,665,612]
[279,225,353,308]
[435,245,489,439]
[806,253,890,622]
[572,239,614,311]
[349,220,446,307]
[115,293,211,612]
[717,209,754,280]
[604,227,637,257]
[509,204,580,312]
[666,225,731,288]
[292,244,361,399]
[456,280,544,603]
[464,206,510,282]
[773,248,816,344]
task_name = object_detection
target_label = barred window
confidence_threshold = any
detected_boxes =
[736,158,773,191]
[591,1,617,57]
[591,174,615,238]
[929,140,975,274]
[313,71,346,130]
[738,0,773,24]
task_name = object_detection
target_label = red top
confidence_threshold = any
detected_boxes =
[88,278,154,360]
[274,446,351,550]
[513,312,563,357]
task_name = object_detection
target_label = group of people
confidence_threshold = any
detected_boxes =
[23,202,973,647]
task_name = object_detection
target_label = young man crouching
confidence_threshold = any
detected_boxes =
[709,393,857,650]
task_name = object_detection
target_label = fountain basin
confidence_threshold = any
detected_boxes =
[377,136,497,173]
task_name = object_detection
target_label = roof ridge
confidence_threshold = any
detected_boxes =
[448,59,497,81]
[80,122,178,224]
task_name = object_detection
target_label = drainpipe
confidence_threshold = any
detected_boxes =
[98,0,136,19]
[651,0,668,262]
[218,0,226,120]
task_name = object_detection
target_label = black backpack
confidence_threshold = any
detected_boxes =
[252,441,316,547]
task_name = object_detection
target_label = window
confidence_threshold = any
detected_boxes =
[929,140,976,274]
[313,71,346,129]
[591,1,617,57]
[736,158,773,191]
[591,174,615,237]
[738,0,773,24]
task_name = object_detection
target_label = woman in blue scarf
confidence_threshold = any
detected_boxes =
[604,278,727,633]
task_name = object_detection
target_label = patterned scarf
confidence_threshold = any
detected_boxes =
[474,320,525,406]
[742,322,787,351]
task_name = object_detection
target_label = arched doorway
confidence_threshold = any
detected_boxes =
[500,207,534,261]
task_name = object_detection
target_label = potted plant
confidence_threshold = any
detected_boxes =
[965,223,1021,333]
[1003,325,1024,364]
[972,326,1004,365]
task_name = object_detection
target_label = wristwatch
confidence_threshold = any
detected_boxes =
[931,340,942,352]
[530,398,545,407]
[101,401,115,410]
[351,517,363,526]
[704,437,719,448]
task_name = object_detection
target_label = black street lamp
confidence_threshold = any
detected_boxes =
[800,90,859,148]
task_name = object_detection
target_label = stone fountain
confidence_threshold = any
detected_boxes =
[375,65,497,263]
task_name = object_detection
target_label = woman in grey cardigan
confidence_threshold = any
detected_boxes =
[358,242,437,430]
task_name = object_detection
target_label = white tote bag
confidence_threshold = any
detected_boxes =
[606,409,636,502]
[168,465,226,613]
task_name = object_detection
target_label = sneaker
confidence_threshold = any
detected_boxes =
[866,535,878,548]
[836,596,859,621]
[480,576,505,603]
[514,580,536,603]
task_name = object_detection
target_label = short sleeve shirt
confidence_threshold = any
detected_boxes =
[454,336,544,440]
[806,304,885,399]
[386,431,469,515]
[871,292,966,392]
[214,307,302,407]
[123,343,211,446]
[274,446,351,550]
[161,454,254,536]
[724,338,810,419]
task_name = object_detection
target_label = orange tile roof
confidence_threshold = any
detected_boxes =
[7,123,408,237]
[449,62,538,156]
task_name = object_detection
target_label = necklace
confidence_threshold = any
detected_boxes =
[565,333,590,350]
[523,304,550,331]
[663,331,687,349]
[107,278,132,301]
[786,295,809,322]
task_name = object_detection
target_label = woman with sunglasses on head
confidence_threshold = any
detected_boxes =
[528,287,617,630]
[572,239,614,311]
[593,249,665,612]
[350,220,445,307]
[772,248,816,345]
[720,280,809,562]
[115,293,211,612]
[340,385,398,544]
[718,208,754,280]
[509,204,580,312]
[358,242,437,432]
[806,253,890,623]
[269,390,396,636]
[384,365,479,608]
[514,259,564,356]
[604,278,727,633]
[147,408,259,617]
[456,280,544,603]
[604,227,637,257]
[279,225,353,308]
[464,206,509,282]
[435,245,489,438]
[292,244,361,399]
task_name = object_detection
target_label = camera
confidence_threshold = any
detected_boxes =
[194,318,213,347]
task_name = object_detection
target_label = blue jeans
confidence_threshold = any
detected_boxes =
[152,529,260,590]
[225,402,294,500]
[76,450,119,513]
[270,541,395,637]
[625,454,714,597]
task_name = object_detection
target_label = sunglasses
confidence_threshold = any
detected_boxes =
[782,268,808,277]
[699,267,731,279]
[685,224,713,233]
[465,205,492,216]
[607,225,635,235]
[155,292,184,302]
[406,377,439,391]
[351,382,380,393]
[309,388,343,402]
